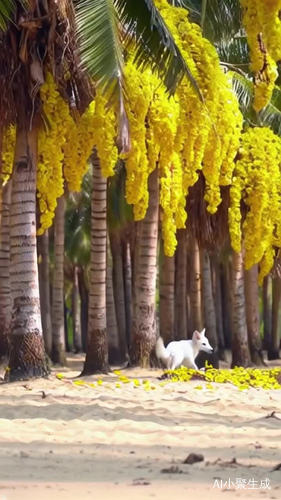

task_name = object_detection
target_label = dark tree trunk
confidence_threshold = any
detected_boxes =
[189,236,203,333]
[159,248,175,344]
[106,239,120,364]
[212,256,226,361]
[231,250,251,367]
[244,265,264,365]
[37,229,52,356]
[130,169,159,367]
[82,151,109,374]
[5,125,49,381]
[268,276,281,360]
[78,270,88,352]
[199,249,219,368]
[51,195,66,365]
[109,230,129,363]
[221,257,232,349]
[123,240,132,348]
[174,229,187,340]
[0,181,12,359]
[72,265,82,353]
[262,275,272,350]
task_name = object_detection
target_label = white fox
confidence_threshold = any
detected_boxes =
[155,328,213,370]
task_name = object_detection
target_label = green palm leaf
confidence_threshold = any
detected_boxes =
[76,0,201,97]
[0,0,15,29]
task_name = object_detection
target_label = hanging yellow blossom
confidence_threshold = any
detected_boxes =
[1,125,16,183]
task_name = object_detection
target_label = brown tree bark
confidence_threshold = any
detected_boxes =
[0,181,12,359]
[109,230,129,363]
[174,229,187,340]
[82,151,109,374]
[212,256,226,361]
[231,250,251,367]
[159,248,175,344]
[262,275,272,350]
[51,195,66,364]
[5,125,49,381]
[37,229,52,356]
[221,257,232,349]
[268,276,281,359]
[72,265,82,353]
[130,168,159,367]
[244,265,264,365]
[189,236,203,333]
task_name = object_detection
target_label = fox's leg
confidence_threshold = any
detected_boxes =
[170,353,184,370]
[184,358,198,370]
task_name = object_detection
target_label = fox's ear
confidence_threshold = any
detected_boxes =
[193,330,201,341]
[200,328,206,336]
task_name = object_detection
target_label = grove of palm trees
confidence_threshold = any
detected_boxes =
[0,1,281,499]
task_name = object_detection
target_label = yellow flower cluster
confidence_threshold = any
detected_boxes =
[229,127,281,282]
[1,125,16,183]
[240,0,281,111]
[164,364,281,390]
[155,1,243,217]
[121,1,243,255]
[38,75,117,233]
[37,73,72,233]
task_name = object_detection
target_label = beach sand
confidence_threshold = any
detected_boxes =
[0,354,280,500]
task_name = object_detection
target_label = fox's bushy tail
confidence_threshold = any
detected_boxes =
[155,337,170,367]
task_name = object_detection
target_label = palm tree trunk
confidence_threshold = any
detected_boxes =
[130,168,159,367]
[37,229,52,356]
[82,151,109,374]
[72,265,82,353]
[268,276,281,359]
[106,240,120,364]
[245,265,264,365]
[123,240,132,347]
[189,236,203,333]
[175,229,187,340]
[5,126,49,381]
[221,257,232,349]
[212,256,226,360]
[51,195,66,364]
[200,249,219,368]
[262,275,272,350]
[78,270,88,352]
[0,180,12,358]
[109,230,129,362]
[159,248,175,344]
[231,250,251,367]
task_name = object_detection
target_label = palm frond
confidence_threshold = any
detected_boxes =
[116,0,201,97]
[231,72,281,135]
[0,0,15,29]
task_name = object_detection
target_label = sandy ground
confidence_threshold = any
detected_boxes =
[0,354,281,500]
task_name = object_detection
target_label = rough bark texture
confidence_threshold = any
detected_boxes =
[231,251,251,368]
[159,250,175,344]
[51,195,66,365]
[199,249,219,368]
[269,276,281,359]
[106,242,120,364]
[189,236,203,333]
[123,240,132,348]
[175,230,187,340]
[110,231,129,362]
[130,169,159,367]
[221,258,232,349]
[37,229,52,356]
[245,265,264,365]
[5,126,49,381]
[262,275,272,350]
[0,181,12,358]
[82,152,109,374]
[72,265,82,352]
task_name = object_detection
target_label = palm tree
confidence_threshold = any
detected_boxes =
[0,180,12,358]
[0,0,200,381]
[37,229,52,356]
